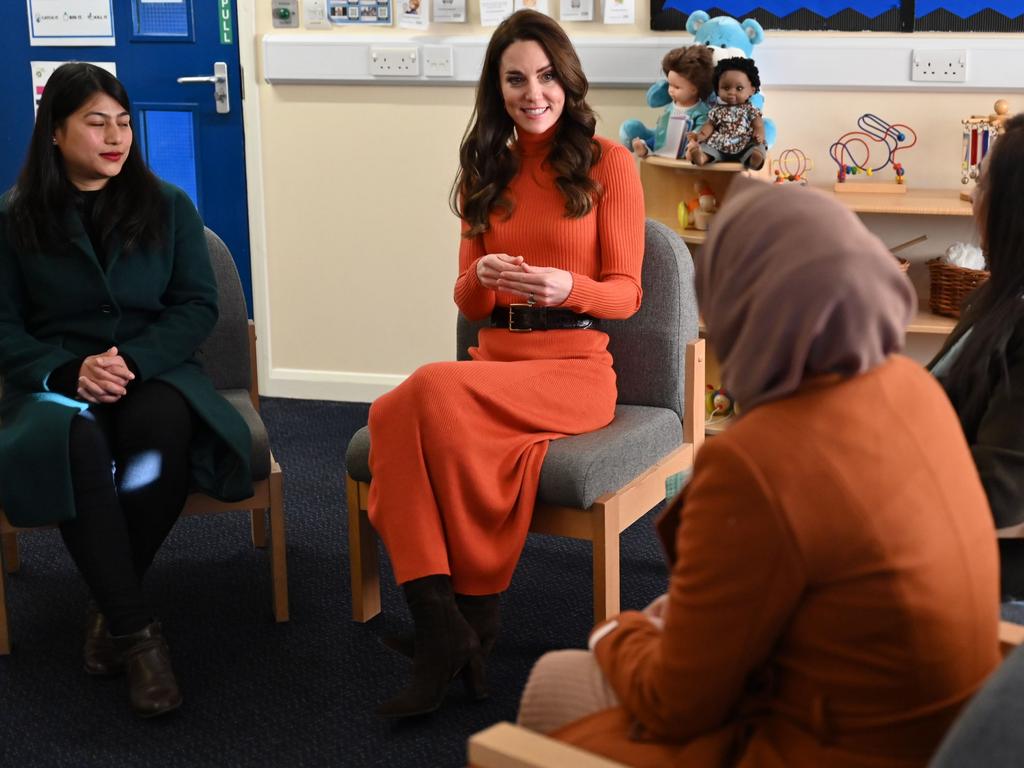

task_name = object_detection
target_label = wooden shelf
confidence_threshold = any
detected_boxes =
[705,415,735,436]
[818,187,973,217]
[907,309,958,334]
[651,215,707,245]
[699,308,956,336]
[642,157,749,173]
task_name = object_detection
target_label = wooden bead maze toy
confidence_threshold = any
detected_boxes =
[830,113,917,194]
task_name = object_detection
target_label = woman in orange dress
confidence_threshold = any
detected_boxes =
[367,9,644,718]
[518,180,1001,766]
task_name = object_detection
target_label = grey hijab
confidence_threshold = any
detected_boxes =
[696,179,916,411]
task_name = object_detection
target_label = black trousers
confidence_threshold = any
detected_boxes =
[59,380,195,636]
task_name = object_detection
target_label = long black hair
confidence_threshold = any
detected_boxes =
[939,113,1024,432]
[450,10,601,238]
[5,62,165,254]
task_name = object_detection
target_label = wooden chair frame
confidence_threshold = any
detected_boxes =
[347,339,705,625]
[0,322,288,655]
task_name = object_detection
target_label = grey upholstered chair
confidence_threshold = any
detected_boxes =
[929,622,1024,767]
[345,219,705,624]
[0,228,288,655]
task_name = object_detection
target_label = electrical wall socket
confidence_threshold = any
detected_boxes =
[911,49,967,82]
[423,45,454,78]
[369,47,420,77]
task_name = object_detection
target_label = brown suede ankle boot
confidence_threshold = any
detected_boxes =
[377,575,482,718]
[83,602,124,676]
[112,621,182,718]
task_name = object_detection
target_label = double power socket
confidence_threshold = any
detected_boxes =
[369,45,454,78]
[911,49,967,82]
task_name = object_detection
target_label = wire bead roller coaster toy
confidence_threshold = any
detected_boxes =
[961,99,1010,202]
[830,113,917,194]
[771,148,813,185]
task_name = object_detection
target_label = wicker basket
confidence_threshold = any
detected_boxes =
[927,258,989,318]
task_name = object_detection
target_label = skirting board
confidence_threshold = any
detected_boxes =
[268,368,406,402]
[262,33,1024,91]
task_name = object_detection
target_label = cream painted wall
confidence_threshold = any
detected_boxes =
[252,3,996,400]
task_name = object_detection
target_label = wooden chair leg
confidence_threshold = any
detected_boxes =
[2,532,20,574]
[592,502,620,624]
[250,509,268,549]
[268,466,289,622]
[0,544,10,655]
[348,477,381,622]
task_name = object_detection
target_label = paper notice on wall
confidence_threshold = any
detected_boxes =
[602,0,634,24]
[27,0,116,46]
[398,0,429,27]
[559,0,593,20]
[479,0,512,25]
[432,0,466,22]
[32,60,116,117]
[513,0,549,14]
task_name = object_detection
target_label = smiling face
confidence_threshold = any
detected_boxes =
[666,70,700,108]
[499,39,565,136]
[716,69,753,106]
[54,91,132,191]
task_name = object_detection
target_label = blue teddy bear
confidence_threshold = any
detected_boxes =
[625,10,776,153]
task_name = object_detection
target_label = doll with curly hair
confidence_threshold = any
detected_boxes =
[686,56,766,170]
[623,45,714,159]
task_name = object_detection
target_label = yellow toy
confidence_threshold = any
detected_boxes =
[677,181,717,230]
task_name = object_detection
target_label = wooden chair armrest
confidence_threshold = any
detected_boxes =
[468,723,628,768]
[999,620,1024,657]
[248,320,259,413]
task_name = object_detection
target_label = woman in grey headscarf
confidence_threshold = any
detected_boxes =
[517,180,1000,768]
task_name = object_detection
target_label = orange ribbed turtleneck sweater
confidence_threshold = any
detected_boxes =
[453,126,645,321]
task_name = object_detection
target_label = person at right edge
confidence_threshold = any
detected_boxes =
[517,179,1000,767]
[930,113,1024,600]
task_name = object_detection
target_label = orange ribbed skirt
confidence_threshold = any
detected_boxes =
[367,327,616,594]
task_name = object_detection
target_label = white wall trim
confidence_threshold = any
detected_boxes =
[262,32,1024,91]
[266,368,407,402]
[238,3,273,398]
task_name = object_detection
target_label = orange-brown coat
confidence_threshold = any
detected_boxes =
[557,356,1000,767]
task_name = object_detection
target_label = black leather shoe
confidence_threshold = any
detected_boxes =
[377,575,482,718]
[112,621,182,718]
[84,602,124,677]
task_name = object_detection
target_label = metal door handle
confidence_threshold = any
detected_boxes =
[176,62,230,114]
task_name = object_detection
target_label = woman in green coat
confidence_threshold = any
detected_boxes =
[0,63,252,717]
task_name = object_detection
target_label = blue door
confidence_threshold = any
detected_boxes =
[1,0,252,312]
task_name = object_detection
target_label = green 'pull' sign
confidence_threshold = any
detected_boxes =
[219,0,234,45]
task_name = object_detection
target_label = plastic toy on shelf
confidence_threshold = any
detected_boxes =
[961,99,1010,201]
[829,113,917,194]
[677,181,718,231]
[771,148,813,185]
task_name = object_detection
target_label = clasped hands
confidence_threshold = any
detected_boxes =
[476,253,573,307]
[78,346,135,404]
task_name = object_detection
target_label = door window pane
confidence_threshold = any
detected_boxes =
[138,109,199,207]
[133,0,192,38]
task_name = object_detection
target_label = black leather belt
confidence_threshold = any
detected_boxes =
[490,304,598,332]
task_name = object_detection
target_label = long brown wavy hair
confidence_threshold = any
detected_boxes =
[450,10,601,238]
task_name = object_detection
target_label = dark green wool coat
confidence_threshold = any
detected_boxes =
[0,182,253,527]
